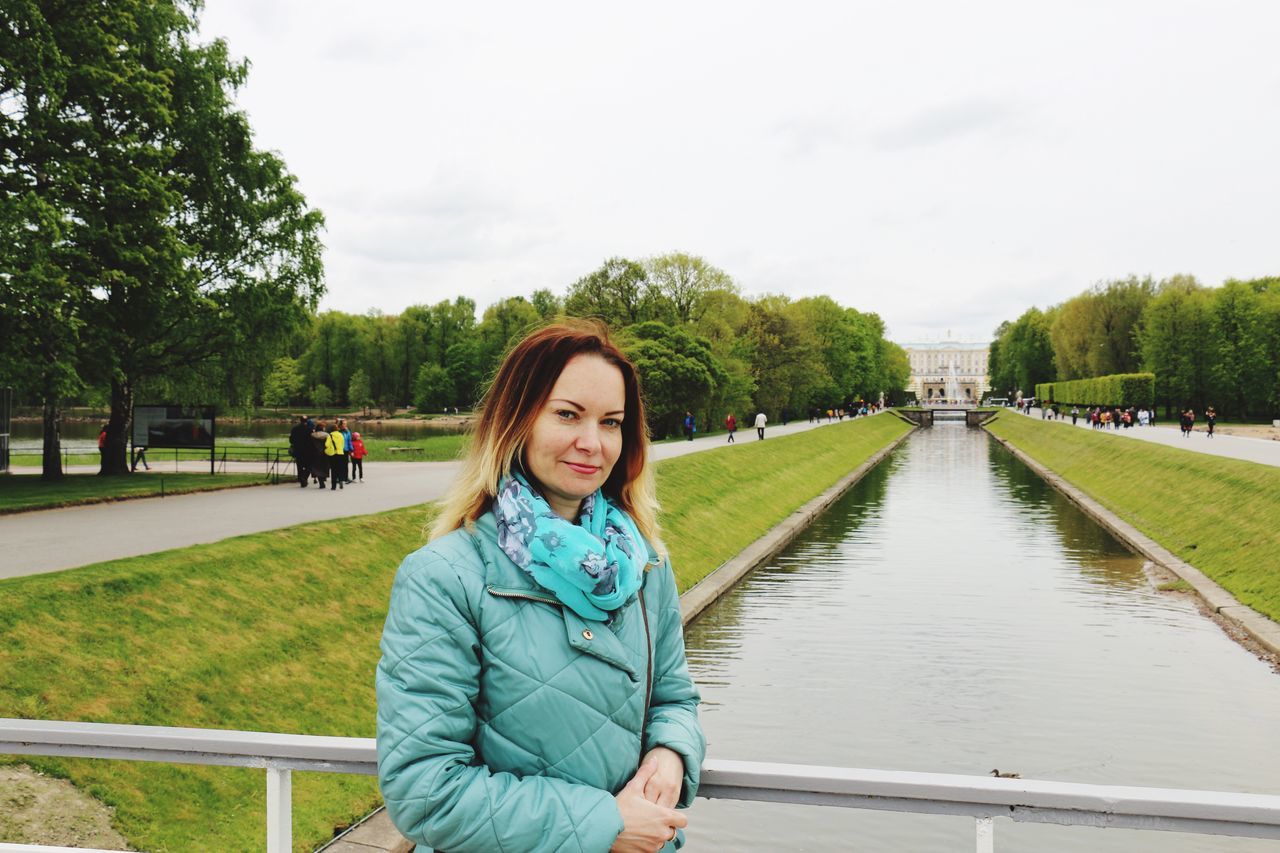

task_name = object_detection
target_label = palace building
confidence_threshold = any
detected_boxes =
[901,342,990,404]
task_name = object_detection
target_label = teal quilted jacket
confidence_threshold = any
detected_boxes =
[377,510,705,852]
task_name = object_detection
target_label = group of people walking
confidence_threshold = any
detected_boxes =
[1179,406,1216,438]
[287,416,368,489]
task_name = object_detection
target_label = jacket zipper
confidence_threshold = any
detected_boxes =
[485,586,560,607]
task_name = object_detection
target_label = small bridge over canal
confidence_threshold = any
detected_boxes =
[896,406,995,427]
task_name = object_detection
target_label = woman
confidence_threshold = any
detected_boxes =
[377,322,705,853]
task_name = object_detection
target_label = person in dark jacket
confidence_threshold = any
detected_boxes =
[289,415,312,487]
[378,321,704,853]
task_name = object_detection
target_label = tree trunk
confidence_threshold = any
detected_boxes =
[100,378,133,475]
[41,396,64,482]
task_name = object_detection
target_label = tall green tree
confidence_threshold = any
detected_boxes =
[617,321,723,438]
[3,1,325,474]
[1210,279,1270,419]
[646,252,734,325]
[564,257,655,327]
[1138,276,1212,416]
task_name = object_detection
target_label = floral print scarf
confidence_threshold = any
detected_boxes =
[494,473,645,620]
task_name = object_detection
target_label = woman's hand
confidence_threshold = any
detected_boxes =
[639,746,684,809]
[611,758,687,852]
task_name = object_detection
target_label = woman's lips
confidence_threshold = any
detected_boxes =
[564,462,599,474]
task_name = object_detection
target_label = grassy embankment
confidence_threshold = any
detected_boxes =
[0,414,911,852]
[985,410,1280,622]
[0,474,267,514]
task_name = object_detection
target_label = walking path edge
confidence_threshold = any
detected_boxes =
[984,428,1280,659]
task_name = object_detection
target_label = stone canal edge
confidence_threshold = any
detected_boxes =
[984,429,1280,660]
[328,424,918,852]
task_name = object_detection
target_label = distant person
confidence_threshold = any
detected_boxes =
[289,415,312,487]
[326,421,346,489]
[724,412,737,443]
[682,411,695,441]
[340,419,354,483]
[310,419,331,488]
[754,410,767,440]
[351,431,368,481]
[97,424,108,467]
[1179,408,1193,437]
[1071,406,1079,426]
[130,445,150,472]
[1205,406,1216,438]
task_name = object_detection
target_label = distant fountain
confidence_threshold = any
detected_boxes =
[944,362,962,403]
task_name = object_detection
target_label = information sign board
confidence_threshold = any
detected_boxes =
[132,406,216,449]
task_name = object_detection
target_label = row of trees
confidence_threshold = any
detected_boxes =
[0,1,324,479]
[262,253,911,439]
[989,275,1280,418]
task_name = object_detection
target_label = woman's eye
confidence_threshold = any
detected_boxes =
[602,418,622,429]
[555,409,578,421]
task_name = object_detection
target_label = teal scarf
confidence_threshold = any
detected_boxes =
[494,474,645,620]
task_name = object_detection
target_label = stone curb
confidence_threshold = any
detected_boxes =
[984,429,1280,659]
[329,424,916,852]
[678,426,916,627]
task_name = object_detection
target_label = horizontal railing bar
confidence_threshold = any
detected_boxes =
[0,717,375,771]
[3,719,1279,839]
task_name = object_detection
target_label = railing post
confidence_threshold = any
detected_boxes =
[976,817,994,853]
[266,765,291,853]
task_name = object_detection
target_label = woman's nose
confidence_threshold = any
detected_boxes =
[573,424,601,453]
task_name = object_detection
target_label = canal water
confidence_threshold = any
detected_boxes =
[682,421,1280,851]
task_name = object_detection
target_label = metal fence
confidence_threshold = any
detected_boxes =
[2,718,1278,853]
[0,387,11,474]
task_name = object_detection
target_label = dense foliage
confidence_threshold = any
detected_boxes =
[1034,373,1155,408]
[991,275,1280,418]
[0,0,324,478]
[192,255,909,439]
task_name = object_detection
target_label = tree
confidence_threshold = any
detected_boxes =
[9,1,325,475]
[617,322,723,438]
[1138,276,1211,416]
[646,253,734,324]
[476,297,542,376]
[262,357,304,410]
[530,288,562,321]
[348,368,372,415]
[564,257,654,328]
[413,363,452,413]
[0,3,93,480]
[311,383,333,414]
[1210,280,1269,419]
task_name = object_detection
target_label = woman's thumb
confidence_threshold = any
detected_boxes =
[623,758,658,793]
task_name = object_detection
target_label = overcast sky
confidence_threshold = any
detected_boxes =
[198,1,1280,344]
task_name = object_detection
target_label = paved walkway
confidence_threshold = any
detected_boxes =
[1,414,855,580]
[1023,407,1280,467]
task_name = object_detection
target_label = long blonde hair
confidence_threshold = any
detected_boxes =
[430,320,663,554]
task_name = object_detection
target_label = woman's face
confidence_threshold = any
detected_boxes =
[524,354,626,520]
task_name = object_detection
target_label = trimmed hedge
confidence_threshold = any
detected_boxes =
[1035,373,1155,407]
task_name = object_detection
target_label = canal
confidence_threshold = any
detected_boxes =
[682,421,1280,851]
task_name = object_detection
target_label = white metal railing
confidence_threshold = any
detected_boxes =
[3,718,1280,852]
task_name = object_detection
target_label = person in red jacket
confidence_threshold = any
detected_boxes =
[351,431,368,482]
[724,412,736,443]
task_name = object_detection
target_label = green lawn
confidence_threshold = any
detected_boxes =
[0,415,911,851]
[985,410,1280,622]
[0,473,268,514]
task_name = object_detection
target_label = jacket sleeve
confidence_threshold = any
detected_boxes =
[642,559,706,809]
[377,548,625,853]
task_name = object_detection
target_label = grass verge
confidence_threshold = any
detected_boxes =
[0,415,911,851]
[0,473,268,514]
[985,410,1280,622]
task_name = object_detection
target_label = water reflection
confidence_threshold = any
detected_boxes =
[682,423,1280,852]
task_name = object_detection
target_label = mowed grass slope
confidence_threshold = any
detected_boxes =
[0,415,910,851]
[986,411,1280,622]
[0,473,267,514]
[659,415,912,590]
